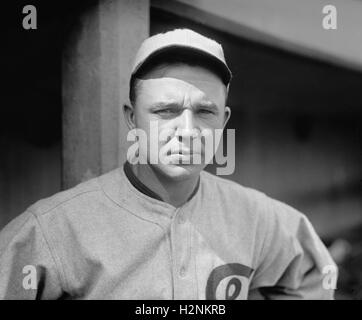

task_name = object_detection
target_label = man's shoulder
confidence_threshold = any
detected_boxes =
[200,170,267,203]
[28,168,121,218]
[200,170,305,221]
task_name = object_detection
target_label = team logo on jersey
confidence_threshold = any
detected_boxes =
[206,263,253,300]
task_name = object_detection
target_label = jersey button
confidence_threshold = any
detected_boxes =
[179,266,186,278]
[178,215,186,224]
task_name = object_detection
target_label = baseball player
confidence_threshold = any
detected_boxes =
[0,29,337,299]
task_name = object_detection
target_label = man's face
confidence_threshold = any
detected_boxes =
[129,63,231,181]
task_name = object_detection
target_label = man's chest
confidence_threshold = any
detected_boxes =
[58,208,256,299]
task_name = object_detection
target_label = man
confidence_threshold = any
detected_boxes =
[0,29,337,299]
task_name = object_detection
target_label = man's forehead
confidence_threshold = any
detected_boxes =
[137,77,226,104]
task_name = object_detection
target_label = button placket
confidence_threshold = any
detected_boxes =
[178,212,186,224]
[175,209,189,276]
[170,207,195,298]
[179,265,187,278]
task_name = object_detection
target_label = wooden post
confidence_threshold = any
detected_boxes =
[62,0,149,188]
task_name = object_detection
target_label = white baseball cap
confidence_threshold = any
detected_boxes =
[131,28,232,85]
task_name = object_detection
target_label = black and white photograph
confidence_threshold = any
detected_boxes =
[0,0,361,305]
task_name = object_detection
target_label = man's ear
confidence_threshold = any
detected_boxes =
[223,106,231,129]
[123,104,136,130]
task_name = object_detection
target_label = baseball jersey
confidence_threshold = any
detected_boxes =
[0,163,337,299]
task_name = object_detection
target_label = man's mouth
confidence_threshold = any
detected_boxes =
[171,150,200,156]
[177,150,190,155]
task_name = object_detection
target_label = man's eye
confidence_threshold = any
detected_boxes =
[153,109,173,116]
[198,109,214,115]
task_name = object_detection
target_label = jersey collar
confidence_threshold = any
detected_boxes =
[98,163,202,224]
[123,161,200,204]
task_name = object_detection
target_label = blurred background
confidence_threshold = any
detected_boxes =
[0,0,361,299]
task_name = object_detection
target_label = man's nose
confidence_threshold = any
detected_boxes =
[175,109,198,140]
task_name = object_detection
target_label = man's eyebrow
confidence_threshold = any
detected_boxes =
[148,100,220,112]
[197,101,219,111]
[148,101,180,110]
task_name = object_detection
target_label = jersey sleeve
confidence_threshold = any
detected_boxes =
[0,210,65,299]
[248,197,338,300]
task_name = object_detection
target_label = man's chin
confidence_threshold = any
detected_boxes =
[152,162,204,181]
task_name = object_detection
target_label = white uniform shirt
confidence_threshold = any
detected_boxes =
[0,165,337,299]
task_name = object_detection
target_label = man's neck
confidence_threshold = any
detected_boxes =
[130,163,200,208]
